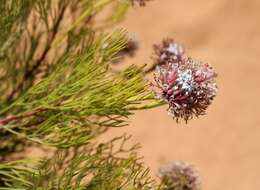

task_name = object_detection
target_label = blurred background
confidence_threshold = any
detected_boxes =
[108,0,260,189]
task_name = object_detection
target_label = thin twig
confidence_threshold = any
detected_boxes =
[0,108,46,125]
[8,4,67,101]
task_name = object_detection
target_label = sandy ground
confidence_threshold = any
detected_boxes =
[107,0,260,190]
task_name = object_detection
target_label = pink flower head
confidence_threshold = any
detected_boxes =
[158,161,201,190]
[153,39,186,66]
[153,39,217,122]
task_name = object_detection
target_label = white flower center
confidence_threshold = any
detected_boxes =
[176,69,194,92]
[167,43,183,55]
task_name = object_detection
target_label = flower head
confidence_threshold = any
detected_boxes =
[153,39,186,66]
[153,39,217,122]
[158,161,201,190]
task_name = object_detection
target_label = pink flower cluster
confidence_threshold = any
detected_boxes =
[153,39,217,122]
[158,161,201,190]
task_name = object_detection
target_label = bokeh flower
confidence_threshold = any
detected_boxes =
[158,161,201,190]
[130,0,150,6]
[113,37,139,64]
[153,39,217,122]
[118,38,139,58]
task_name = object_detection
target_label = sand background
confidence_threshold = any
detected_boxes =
[108,0,260,190]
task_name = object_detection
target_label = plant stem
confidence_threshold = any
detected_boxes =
[0,108,46,126]
[7,4,67,102]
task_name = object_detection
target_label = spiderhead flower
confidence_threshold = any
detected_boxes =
[153,39,186,66]
[158,161,201,190]
[153,39,217,122]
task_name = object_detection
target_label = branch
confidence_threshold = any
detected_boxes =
[0,108,46,126]
[7,4,67,101]
[27,4,67,78]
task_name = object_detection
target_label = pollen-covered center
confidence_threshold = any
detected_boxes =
[167,43,179,54]
[176,69,194,92]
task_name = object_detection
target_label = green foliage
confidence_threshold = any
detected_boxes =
[0,0,36,56]
[0,31,160,148]
[0,136,158,190]
[0,0,164,189]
